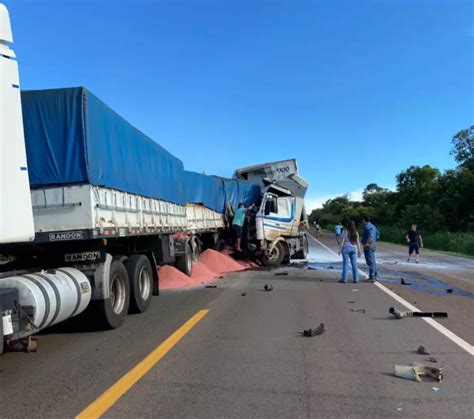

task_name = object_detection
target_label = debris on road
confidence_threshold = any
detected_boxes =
[241,292,247,296]
[205,285,217,288]
[299,322,325,337]
[389,307,448,319]
[425,357,438,363]
[446,289,453,293]
[274,272,288,276]
[400,278,412,286]
[350,308,366,313]
[417,345,430,355]
[347,301,356,304]
[393,363,443,382]
[432,387,441,392]
[264,284,273,291]
[352,289,359,292]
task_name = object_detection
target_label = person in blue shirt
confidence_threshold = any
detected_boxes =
[334,223,343,244]
[232,203,255,252]
[361,216,380,281]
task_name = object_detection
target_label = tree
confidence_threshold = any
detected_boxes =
[451,126,474,171]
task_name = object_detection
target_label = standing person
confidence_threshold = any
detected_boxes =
[361,216,380,282]
[232,203,255,252]
[334,222,343,244]
[338,220,362,283]
[315,222,321,237]
[406,224,423,263]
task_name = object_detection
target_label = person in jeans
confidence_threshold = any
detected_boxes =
[338,220,362,283]
[361,216,380,281]
[334,223,343,244]
[232,203,255,251]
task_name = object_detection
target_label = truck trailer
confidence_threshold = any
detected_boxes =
[0,4,308,352]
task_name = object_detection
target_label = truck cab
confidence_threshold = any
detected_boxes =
[234,159,309,265]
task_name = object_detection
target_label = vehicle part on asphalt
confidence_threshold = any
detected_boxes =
[347,301,356,303]
[446,289,453,293]
[274,272,288,276]
[241,292,246,296]
[400,278,412,285]
[299,322,325,337]
[205,285,217,288]
[6,336,37,353]
[425,357,438,363]
[417,345,430,355]
[432,387,441,392]
[350,308,366,313]
[264,284,273,291]
[393,363,443,382]
[389,307,448,319]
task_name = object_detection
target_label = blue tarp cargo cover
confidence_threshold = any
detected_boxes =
[21,87,185,205]
[183,171,261,213]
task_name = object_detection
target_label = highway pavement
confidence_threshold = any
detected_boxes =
[0,238,473,418]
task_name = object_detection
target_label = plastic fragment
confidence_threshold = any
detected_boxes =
[299,322,325,337]
[264,284,273,291]
[393,363,443,382]
[417,345,430,355]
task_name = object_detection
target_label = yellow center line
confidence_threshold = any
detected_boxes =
[76,309,209,419]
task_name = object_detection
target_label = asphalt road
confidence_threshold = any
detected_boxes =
[0,239,473,418]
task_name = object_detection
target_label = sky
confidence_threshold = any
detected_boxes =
[4,0,473,210]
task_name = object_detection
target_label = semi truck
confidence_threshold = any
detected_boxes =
[0,4,308,353]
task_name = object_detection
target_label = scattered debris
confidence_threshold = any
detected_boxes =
[417,345,430,355]
[352,289,359,292]
[393,363,443,382]
[347,301,356,304]
[400,278,412,286]
[425,357,438,363]
[389,307,448,319]
[446,289,453,294]
[205,285,217,288]
[274,272,288,276]
[299,322,325,337]
[350,308,366,313]
[264,284,273,291]
[241,292,246,296]
[432,387,441,392]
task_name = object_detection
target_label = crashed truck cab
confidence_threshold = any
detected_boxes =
[234,159,309,266]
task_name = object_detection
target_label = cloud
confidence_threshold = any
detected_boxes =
[305,190,364,212]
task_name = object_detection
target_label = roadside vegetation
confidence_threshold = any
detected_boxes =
[309,126,474,256]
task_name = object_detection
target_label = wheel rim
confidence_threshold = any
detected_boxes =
[267,245,282,262]
[138,266,151,300]
[110,273,126,314]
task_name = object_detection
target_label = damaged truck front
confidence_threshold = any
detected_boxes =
[234,159,309,266]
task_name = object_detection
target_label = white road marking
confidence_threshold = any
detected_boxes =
[306,232,474,356]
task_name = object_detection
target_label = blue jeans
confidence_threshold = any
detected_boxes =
[364,244,377,279]
[341,246,359,283]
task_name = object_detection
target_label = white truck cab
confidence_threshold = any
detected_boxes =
[234,159,309,265]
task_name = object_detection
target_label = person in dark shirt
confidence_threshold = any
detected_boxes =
[405,224,423,263]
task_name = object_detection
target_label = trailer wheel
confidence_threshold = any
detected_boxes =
[262,241,285,267]
[175,243,192,276]
[126,255,153,313]
[294,234,309,259]
[90,259,130,329]
[191,237,201,263]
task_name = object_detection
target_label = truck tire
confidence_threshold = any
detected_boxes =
[262,241,285,267]
[126,255,153,313]
[191,237,201,263]
[294,234,309,259]
[90,259,130,329]
[175,244,192,276]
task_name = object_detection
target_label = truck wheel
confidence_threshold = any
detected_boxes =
[175,244,192,276]
[126,255,153,313]
[262,241,285,267]
[294,235,309,259]
[191,237,201,263]
[90,259,130,329]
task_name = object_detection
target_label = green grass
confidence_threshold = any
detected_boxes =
[319,224,474,257]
